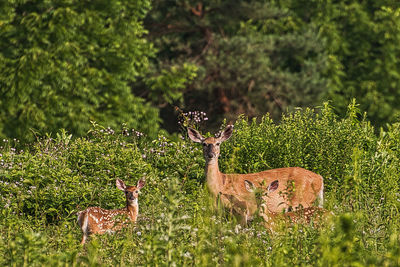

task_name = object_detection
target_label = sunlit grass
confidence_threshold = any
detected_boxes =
[1,104,400,266]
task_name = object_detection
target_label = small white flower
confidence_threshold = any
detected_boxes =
[234,224,242,234]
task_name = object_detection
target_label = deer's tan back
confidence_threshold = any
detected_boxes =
[220,167,323,214]
[187,126,324,225]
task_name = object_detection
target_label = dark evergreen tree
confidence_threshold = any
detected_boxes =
[143,1,330,130]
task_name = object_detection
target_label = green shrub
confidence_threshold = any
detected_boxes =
[0,125,152,225]
[1,102,400,266]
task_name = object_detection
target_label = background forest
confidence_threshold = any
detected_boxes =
[1,0,400,266]
[2,0,400,141]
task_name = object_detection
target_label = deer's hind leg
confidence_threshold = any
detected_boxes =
[77,211,90,245]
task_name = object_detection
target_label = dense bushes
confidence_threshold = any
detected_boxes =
[220,101,379,192]
[0,125,153,224]
[1,104,400,265]
[0,0,165,142]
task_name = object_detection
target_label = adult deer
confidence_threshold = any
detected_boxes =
[77,178,145,244]
[244,179,331,230]
[188,125,324,223]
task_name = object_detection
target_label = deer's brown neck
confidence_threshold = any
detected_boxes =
[125,203,139,222]
[205,159,224,197]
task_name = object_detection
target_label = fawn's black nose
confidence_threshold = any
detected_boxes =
[126,192,136,201]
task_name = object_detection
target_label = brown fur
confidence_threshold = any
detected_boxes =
[188,126,324,224]
[259,206,333,231]
[77,178,145,244]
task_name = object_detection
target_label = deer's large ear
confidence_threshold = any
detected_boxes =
[187,127,204,143]
[267,180,279,193]
[219,125,233,142]
[116,179,126,191]
[137,177,146,190]
[244,180,256,192]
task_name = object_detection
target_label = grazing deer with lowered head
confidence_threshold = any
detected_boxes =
[77,178,145,244]
[188,125,324,223]
[244,179,331,230]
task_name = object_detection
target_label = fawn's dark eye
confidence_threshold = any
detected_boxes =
[216,143,220,146]
[135,191,138,194]
[202,143,207,146]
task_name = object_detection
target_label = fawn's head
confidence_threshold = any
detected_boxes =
[188,125,233,163]
[244,180,279,194]
[244,179,279,204]
[116,178,146,205]
[244,179,284,213]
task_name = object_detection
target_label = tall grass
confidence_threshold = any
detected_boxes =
[0,102,399,266]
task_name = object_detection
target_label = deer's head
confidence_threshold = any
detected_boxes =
[116,178,145,205]
[187,125,233,163]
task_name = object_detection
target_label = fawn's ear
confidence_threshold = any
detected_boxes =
[244,180,256,192]
[137,178,146,190]
[116,179,126,191]
[187,127,204,143]
[267,180,279,193]
[218,125,233,142]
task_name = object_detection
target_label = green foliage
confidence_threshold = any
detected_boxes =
[0,125,152,224]
[1,104,400,265]
[0,0,161,142]
[143,0,329,130]
[325,3,400,127]
[140,1,400,131]
[220,102,377,190]
[144,63,198,107]
[278,0,400,128]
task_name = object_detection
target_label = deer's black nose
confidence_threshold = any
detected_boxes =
[208,152,215,158]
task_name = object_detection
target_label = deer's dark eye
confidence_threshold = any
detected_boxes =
[216,143,220,146]
[135,191,139,194]
[202,143,207,146]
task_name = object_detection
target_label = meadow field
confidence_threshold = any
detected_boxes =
[1,103,400,266]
